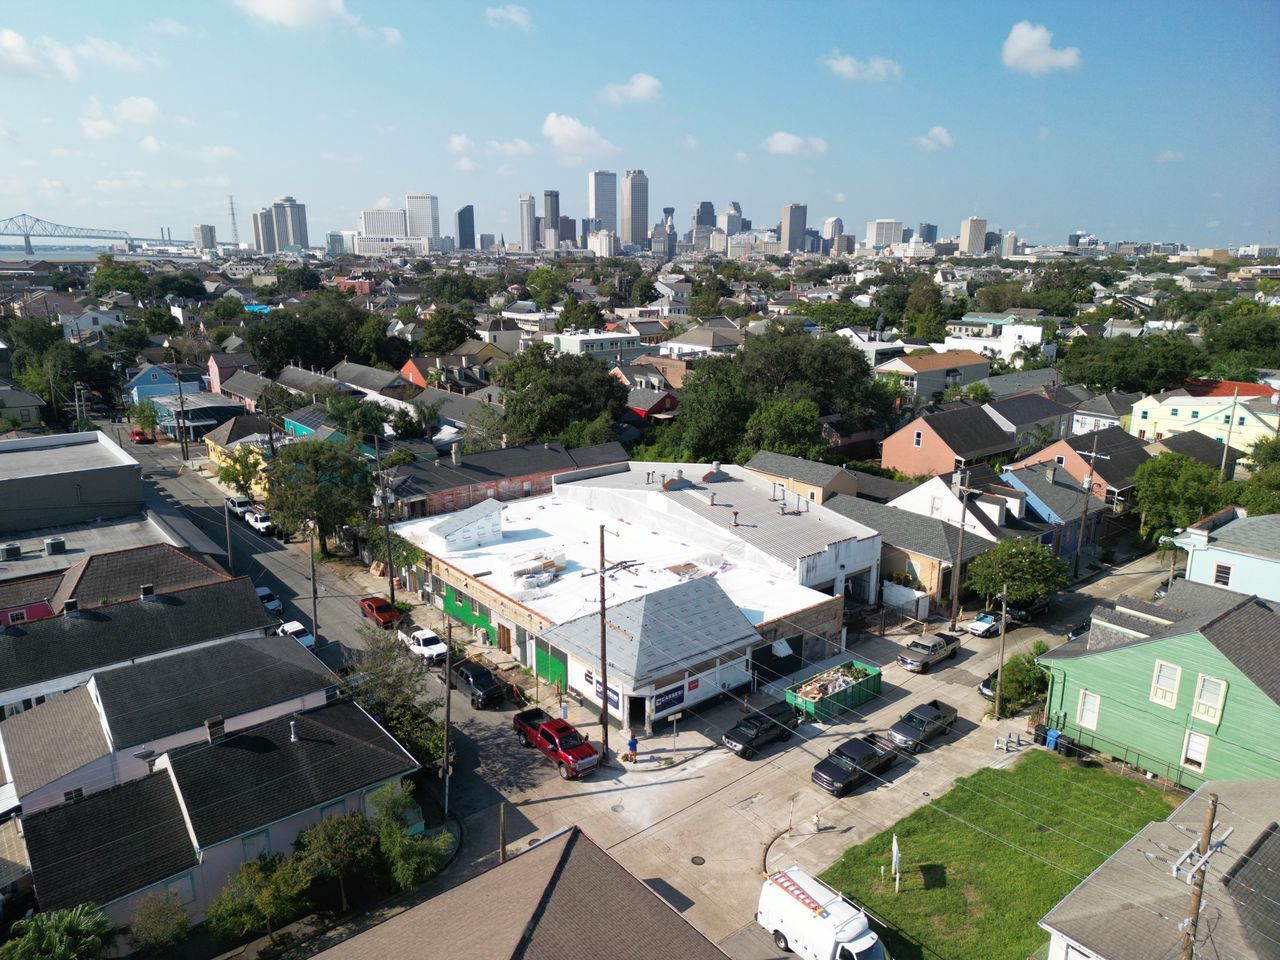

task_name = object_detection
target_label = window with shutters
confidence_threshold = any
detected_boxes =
[1077,690,1100,730]
[1182,731,1209,771]
[1192,675,1226,723]
[1150,660,1181,708]
[1213,564,1231,586]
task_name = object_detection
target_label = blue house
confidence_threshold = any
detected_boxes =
[125,362,205,407]
[1000,461,1105,558]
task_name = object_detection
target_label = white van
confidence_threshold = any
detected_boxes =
[756,867,887,960]
[275,620,316,650]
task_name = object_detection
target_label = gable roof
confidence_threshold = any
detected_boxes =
[165,700,417,847]
[383,442,626,503]
[208,352,257,371]
[203,413,273,448]
[919,405,1015,459]
[988,393,1073,427]
[885,349,988,373]
[825,495,991,565]
[23,772,196,911]
[311,827,728,960]
[1063,426,1151,489]
[744,450,844,487]
[975,368,1062,399]
[1075,391,1141,418]
[1150,430,1244,469]
[49,543,229,615]
[0,686,109,796]
[845,469,913,503]
[328,360,408,393]
[1003,462,1108,524]
[220,368,273,403]
[284,402,337,431]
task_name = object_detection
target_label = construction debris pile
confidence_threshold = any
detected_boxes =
[791,663,872,703]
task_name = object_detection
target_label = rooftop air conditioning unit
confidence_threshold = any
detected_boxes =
[0,543,20,561]
[44,537,66,556]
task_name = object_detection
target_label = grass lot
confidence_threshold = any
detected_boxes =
[820,750,1179,960]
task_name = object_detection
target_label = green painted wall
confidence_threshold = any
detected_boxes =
[535,643,567,691]
[442,585,494,643]
[1043,631,1280,787]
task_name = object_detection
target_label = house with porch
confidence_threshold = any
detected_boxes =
[1000,461,1107,559]
[203,414,274,499]
[874,349,990,401]
[125,362,205,407]
[1071,391,1141,436]
[1128,379,1279,450]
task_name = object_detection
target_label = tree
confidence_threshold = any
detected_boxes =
[0,904,118,960]
[634,356,753,463]
[559,409,615,449]
[128,892,189,955]
[246,290,382,376]
[267,439,372,553]
[206,854,311,944]
[128,402,159,437]
[147,272,206,301]
[370,783,453,890]
[942,382,992,404]
[1059,332,1201,393]
[740,397,826,462]
[993,649,1049,718]
[524,266,570,311]
[1132,453,1222,543]
[965,538,1069,608]
[142,308,180,335]
[295,811,380,912]
[90,254,148,299]
[273,265,322,294]
[417,305,475,355]
[556,294,603,332]
[497,343,627,442]
[206,296,247,326]
[345,625,442,763]
[1250,436,1280,469]
[628,276,657,307]
[217,444,263,498]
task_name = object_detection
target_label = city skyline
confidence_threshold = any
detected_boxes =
[0,1,1277,248]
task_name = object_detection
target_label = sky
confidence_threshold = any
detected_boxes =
[1,0,1278,249]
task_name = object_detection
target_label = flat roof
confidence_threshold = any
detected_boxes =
[150,391,245,411]
[0,431,138,480]
[0,516,180,580]
[394,492,833,628]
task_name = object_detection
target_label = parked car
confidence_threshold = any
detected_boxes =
[810,734,900,797]
[255,586,282,614]
[244,510,274,534]
[1008,595,1052,623]
[225,496,253,517]
[128,429,153,444]
[513,708,599,779]
[358,596,403,629]
[888,699,957,753]
[722,699,801,759]
[450,659,506,709]
[1153,574,1183,601]
[978,669,999,701]
[965,612,1006,638]
[1066,619,1091,643]
[896,633,961,673]
[398,625,448,667]
[757,866,885,960]
[274,620,316,650]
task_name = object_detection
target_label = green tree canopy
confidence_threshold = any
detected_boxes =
[1132,453,1222,543]
[1059,333,1201,393]
[524,266,570,311]
[206,854,311,943]
[346,624,443,763]
[0,904,118,960]
[128,891,189,955]
[496,343,627,442]
[91,254,148,299]
[217,444,263,498]
[740,397,827,461]
[417,305,475,355]
[147,271,206,301]
[273,265,322,294]
[370,783,453,890]
[267,439,371,552]
[295,811,380,912]
[246,290,387,376]
[633,355,753,463]
[965,538,1069,608]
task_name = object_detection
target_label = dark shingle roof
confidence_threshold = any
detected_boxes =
[166,700,417,847]
[1151,431,1244,469]
[977,367,1062,399]
[846,470,913,503]
[327,361,407,393]
[1075,391,1141,418]
[987,393,1073,427]
[384,442,626,503]
[93,635,336,747]
[50,543,228,614]
[825,495,991,564]
[1,687,109,795]
[23,773,196,910]
[202,413,273,448]
[626,387,673,413]
[1199,598,1280,705]
[1003,462,1108,524]
[0,578,277,696]
[921,405,1016,459]
[220,368,273,403]
[411,386,504,426]
[744,450,843,487]
[1064,426,1150,489]
[285,402,337,431]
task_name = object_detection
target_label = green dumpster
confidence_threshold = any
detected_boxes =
[785,659,882,723]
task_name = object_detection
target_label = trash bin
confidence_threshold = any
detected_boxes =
[1057,735,1076,758]
[1033,723,1048,746]
[1045,728,1061,752]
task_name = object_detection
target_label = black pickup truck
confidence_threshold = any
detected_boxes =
[722,700,801,759]
[888,699,958,754]
[811,734,900,797]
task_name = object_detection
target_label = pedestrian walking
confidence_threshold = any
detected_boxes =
[626,735,639,763]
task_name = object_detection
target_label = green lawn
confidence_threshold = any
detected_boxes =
[820,750,1178,960]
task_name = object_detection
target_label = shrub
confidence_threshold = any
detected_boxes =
[128,892,189,955]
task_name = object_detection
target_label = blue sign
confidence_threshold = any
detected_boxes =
[654,685,685,714]
[594,678,620,708]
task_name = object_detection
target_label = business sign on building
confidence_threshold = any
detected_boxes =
[654,684,685,714]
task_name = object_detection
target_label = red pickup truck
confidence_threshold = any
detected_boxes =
[513,708,600,779]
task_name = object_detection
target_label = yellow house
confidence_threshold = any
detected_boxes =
[1128,384,1280,457]
[742,450,858,504]
[203,414,273,500]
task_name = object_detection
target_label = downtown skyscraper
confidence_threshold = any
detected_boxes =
[781,203,807,252]
[543,190,560,249]
[455,205,475,250]
[587,170,617,235]
[270,196,308,250]
[406,194,440,240]
[620,170,649,248]
[518,193,536,252]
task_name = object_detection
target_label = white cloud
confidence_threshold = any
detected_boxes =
[835,191,846,203]
[540,113,617,162]
[1206,220,1221,229]
[912,125,954,151]
[49,146,92,159]
[138,135,165,152]
[1038,126,1051,141]
[820,51,901,82]
[375,195,393,209]
[42,39,78,80]
[200,145,240,161]
[0,29,43,76]
[1002,21,1081,76]
[496,163,514,177]
[1210,191,1224,199]
[81,116,118,140]
[485,137,531,156]
[74,37,160,71]
[231,0,357,27]
[37,177,61,195]
[599,72,661,105]
[448,133,476,154]
[95,171,144,192]
[149,19,194,36]
[735,150,748,163]
[455,156,478,172]
[380,26,402,46]
[485,5,531,30]
[761,131,827,156]
[683,134,698,150]
[1155,149,1183,163]
[113,96,159,124]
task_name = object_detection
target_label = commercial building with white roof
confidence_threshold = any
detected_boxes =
[393,461,881,732]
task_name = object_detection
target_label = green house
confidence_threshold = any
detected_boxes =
[1038,580,1280,789]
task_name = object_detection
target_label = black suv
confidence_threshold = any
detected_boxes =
[721,700,800,759]
[450,660,506,709]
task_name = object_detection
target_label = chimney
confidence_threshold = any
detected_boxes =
[732,511,739,527]
[140,583,155,601]
[451,441,462,466]
[290,720,299,743]
[205,716,225,743]
[64,597,80,618]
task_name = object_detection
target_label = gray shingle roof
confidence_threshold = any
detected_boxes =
[203,413,273,448]
[1064,426,1150,489]
[987,393,1073,427]
[23,773,196,911]
[166,700,417,847]
[285,402,337,431]
[1199,597,1280,704]
[920,405,1016,459]
[1150,431,1244,469]
[1201,513,1280,562]
[327,360,407,393]
[384,442,626,503]
[1003,462,1108,524]
[846,470,913,503]
[744,450,844,487]
[0,686,109,795]
[1075,391,1141,417]
[50,542,229,614]
[221,368,273,403]
[411,386,504,426]
[976,367,1062,399]
[824,495,991,564]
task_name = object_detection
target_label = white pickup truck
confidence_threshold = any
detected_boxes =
[398,625,448,667]
[275,620,316,650]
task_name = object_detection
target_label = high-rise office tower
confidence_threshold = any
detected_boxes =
[580,217,600,247]
[692,201,716,230]
[620,170,649,247]
[717,209,742,236]
[271,196,308,250]
[358,209,408,237]
[251,208,276,254]
[542,190,560,248]
[821,217,843,241]
[902,227,914,243]
[864,219,904,248]
[917,222,938,244]
[1000,231,1018,257]
[959,216,987,255]
[455,205,475,250]
[587,170,617,235]
[325,231,345,257]
[558,216,576,248]
[519,193,536,252]
[781,203,808,252]
[192,224,217,251]
[406,194,441,239]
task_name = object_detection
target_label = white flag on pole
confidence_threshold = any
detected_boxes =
[891,834,901,878]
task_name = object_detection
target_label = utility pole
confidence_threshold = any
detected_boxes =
[1073,431,1109,578]
[994,583,1009,720]
[598,524,611,766]
[374,435,396,605]
[223,500,235,575]
[443,620,453,819]
[1181,792,1219,960]
[949,470,980,631]
[1219,387,1239,480]
[309,524,319,640]
[171,349,190,462]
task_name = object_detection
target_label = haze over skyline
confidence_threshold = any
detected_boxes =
[1,0,1277,248]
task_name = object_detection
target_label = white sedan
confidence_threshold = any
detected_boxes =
[255,586,283,614]
[965,611,1006,637]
